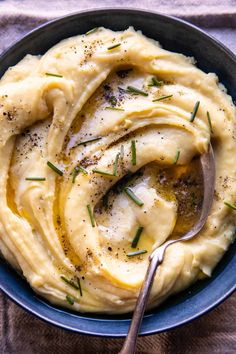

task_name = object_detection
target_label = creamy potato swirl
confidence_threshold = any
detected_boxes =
[0,28,235,313]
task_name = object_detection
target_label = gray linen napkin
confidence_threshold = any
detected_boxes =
[0,1,236,353]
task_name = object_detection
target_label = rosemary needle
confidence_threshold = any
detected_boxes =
[120,145,124,160]
[105,107,124,111]
[92,169,115,177]
[173,150,180,165]
[85,27,98,36]
[45,73,63,78]
[148,77,163,87]
[124,187,144,207]
[127,86,148,97]
[152,95,173,102]
[25,177,46,181]
[190,101,200,122]
[66,294,74,305]
[72,166,88,183]
[108,96,117,106]
[113,153,120,176]
[224,201,236,210]
[72,137,101,148]
[61,276,79,290]
[131,140,136,166]
[61,276,83,296]
[87,204,95,227]
[127,250,147,257]
[207,111,213,134]
[77,278,83,297]
[131,226,144,248]
[72,167,80,183]
[107,43,121,50]
[47,161,63,176]
[78,166,88,175]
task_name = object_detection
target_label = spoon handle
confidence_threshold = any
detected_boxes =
[119,254,161,354]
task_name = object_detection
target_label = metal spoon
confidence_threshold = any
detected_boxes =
[120,144,215,354]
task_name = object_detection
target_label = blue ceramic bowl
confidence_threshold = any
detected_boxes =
[0,9,235,337]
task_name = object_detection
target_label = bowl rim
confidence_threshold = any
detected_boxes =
[1,269,235,337]
[0,7,235,337]
[1,7,236,68]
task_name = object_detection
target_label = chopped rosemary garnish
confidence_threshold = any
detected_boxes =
[105,107,124,111]
[131,226,144,248]
[113,153,120,176]
[131,140,136,166]
[108,95,117,106]
[61,276,83,296]
[85,27,98,36]
[124,187,144,207]
[78,166,88,175]
[190,101,200,122]
[127,249,147,257]
[61,276,79,290]
[148,77,163,87]
[207,111,213,134]
[47,161,63,176]
[66,294,74,305]
[152,95,173,102]
[73,137,101,148]
[25,177,46,181]
[173,150,180,165]
[77,278,83,297]
[107,43,121,50]
[45,73,63,78]
[126,86,148,97]
[72,165,88,182]
[120,145,124,160]
[92,169,115,177]
[87,204,95,227]
[72,167,80,183]
[224,201,236,210]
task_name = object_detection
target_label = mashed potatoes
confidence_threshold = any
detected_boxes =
[0,27,235,313]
